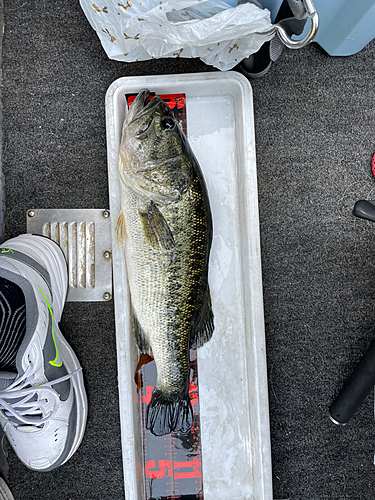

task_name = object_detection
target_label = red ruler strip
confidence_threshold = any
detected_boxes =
[126,93,204,500]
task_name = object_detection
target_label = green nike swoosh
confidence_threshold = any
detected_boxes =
[38,286,63,367]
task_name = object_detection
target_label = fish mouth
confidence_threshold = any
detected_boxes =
[125,89,163,127]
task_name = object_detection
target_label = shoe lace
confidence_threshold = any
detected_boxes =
[0,363,82,426]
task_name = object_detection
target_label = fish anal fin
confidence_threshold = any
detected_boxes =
[131,309,151,354]
[138,201,175,251]
[134,352,154,393]
[115,210,127,248]
[191,286,214,348]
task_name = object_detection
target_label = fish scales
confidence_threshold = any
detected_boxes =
[116,90,214,436]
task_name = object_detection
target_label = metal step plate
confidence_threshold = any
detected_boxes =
[27,209,112,302]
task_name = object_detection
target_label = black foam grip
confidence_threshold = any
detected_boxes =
[329,339,375,424]
[353,200,375,222]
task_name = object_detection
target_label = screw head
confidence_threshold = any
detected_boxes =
[28,210,36,218]
[103,291,111,301]
[102,210,110,219]
[103,250,111,260]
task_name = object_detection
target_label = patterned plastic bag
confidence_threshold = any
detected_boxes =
[80,0,274,70]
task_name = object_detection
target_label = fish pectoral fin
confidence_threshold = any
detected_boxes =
[131,308,151,354]
[191,286,214,348]
[138,201,175,251]
[115,210,127,248]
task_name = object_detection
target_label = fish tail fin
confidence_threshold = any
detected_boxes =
[146,389,193,436]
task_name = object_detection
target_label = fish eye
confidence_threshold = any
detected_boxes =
[161,117,175,130]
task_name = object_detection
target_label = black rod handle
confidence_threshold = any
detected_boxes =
[329,339,375,425]
[353,200,375,222]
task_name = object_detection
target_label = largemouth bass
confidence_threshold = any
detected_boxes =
[115,90,214,436]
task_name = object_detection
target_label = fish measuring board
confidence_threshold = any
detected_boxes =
[126,93,204,500]
[138,350,203,500]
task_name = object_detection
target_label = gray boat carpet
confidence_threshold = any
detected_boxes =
[2,1,375,499]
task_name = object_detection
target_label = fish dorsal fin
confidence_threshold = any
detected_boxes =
[115,210,127,248]
[138,201,175,251]
[191,286,214,348]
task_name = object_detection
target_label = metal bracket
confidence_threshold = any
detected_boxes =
[27,208,112,302]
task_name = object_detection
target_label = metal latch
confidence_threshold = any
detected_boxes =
[260,0,319,49]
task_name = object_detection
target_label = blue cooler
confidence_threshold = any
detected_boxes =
[259,0,375,56]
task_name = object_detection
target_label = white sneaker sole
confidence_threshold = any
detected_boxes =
[0,478,14,500]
